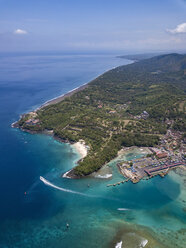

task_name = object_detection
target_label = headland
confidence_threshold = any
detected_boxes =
[12,53,186,180]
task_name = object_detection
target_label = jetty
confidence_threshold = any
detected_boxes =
[116,156,186,184]
[107,179,129,187]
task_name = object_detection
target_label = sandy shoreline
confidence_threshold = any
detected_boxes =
[72,140,88,159]
[62,140,88,178]
[39,84,89,109]
[11,83,90,128]
[37,64,124,110]
[12,62,134,179]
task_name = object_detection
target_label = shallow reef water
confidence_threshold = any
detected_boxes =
[0,53,185,248]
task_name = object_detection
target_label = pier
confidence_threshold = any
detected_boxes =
[107,179,129,187]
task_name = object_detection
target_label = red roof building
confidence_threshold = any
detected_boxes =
[156,152,168,159]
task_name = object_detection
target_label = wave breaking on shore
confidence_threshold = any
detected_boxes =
[95,173,112,179]
[115,241,122,248]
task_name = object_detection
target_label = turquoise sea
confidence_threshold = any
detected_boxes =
[0,53,185,248]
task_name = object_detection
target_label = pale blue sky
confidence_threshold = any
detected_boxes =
[0,0,186,53]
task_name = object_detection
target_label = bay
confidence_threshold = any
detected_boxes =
[0,53,185,248]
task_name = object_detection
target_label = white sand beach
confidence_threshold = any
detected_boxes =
[62,140,88,178]
[72,140,88,159]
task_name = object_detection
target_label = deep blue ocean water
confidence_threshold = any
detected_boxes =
[0,53,185,248]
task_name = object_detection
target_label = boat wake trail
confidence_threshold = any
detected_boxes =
[40,176,132,206]
[40,176,88,196]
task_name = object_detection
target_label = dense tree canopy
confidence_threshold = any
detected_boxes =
[18,54,186,176]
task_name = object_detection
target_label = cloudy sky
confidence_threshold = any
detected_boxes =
[0,0,186,53]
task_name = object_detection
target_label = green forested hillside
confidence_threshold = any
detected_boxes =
[18,54,186,176]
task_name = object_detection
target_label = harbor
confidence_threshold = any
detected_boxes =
[118,160,185,184]
[113,128,186,184]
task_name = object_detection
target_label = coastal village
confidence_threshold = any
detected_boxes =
[14,56,186,182]
[15,108,186,185]
[108,128,186,186]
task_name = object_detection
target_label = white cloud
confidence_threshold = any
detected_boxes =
[167,23,186,34]
[14,29,28,35]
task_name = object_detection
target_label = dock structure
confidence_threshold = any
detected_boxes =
[107,179,129,187]
[109,160,185,187]
[144,162,185,176]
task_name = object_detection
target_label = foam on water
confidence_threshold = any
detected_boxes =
[117,208,130,211]
[140,239,148,247]
[115,241,122,248]
[40,176,127,204]
[40,176,88,196]
[95,173,112,179]
[1,54,186,248]
[62,169,72,178]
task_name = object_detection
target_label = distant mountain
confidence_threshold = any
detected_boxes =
[114,53,186,91]
[117,53,162,61]
[130,53,186,72]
